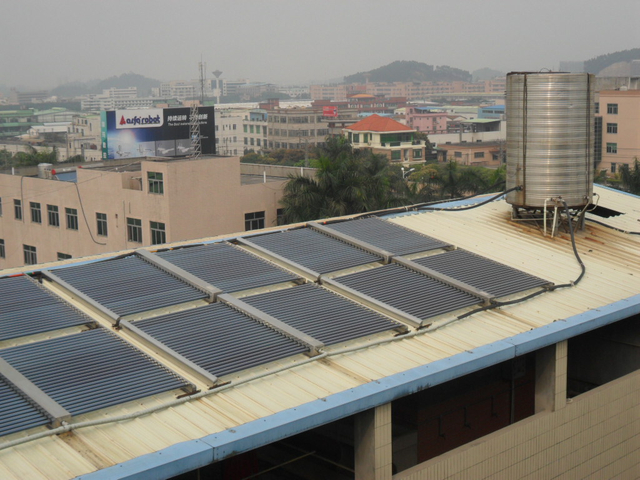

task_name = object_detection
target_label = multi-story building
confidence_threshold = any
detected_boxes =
[159,81,196,102]
[440,140,506,166]
[596,90,640,174]
[66,115,101,161]
[264,100,358,150]
[214,109,245,156]
[8,89,50,104]
[80,88,139,111]
[0,107,76,138]
[343,114,427,163]
[311,79,507,102]
[0,156,302,268]
[242,109,268,153]
[405,106,448,134]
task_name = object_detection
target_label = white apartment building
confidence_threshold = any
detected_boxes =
[66,115,102,161]
[215,109,246,156]
[81,88,139,111]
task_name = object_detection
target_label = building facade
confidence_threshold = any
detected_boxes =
[596,90,640,174]
[343,114,427,163]
[0,156,294,268]
[264,100,358,150]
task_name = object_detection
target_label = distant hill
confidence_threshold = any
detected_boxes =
[584,48,640,75]
[343,61,472,84]
[472,68,505,82]
[51,73,161,98]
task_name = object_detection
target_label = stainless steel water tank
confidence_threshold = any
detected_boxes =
[506,72,595,208]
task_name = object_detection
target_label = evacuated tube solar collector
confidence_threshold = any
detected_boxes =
[506,72,595,215]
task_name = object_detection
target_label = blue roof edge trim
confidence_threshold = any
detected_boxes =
[76,293,640,480]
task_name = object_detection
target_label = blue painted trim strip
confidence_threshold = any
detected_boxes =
[77,293,640,479]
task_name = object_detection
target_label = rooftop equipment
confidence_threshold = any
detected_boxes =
[506,72,595,234]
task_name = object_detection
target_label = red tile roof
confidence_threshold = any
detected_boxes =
[345,114,413,133]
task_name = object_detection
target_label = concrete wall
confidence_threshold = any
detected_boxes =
[394,369,640,479]
[0,156,288,268]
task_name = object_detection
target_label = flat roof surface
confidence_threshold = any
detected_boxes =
[0,185,639,479]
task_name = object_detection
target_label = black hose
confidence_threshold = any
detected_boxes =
[457,199,586,320]
[586,217,640,235]
[416,185,522,213]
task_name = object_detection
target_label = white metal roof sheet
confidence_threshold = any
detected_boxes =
[0,186,639,479]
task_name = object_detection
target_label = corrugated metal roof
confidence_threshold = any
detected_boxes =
[133,303,308,378]
[334,263,481,319]
[51,256,208,316]
[157,242,298,293]
[0,276,92,341]
[242,283,401,345]
[0,186,639,479]
[0,329,190,416]
[247,228,381,274]
[0,376,50,436]
[323,217,450,255]
[412,249,551,298]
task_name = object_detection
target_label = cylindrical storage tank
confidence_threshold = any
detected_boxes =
[506,72,594,208]
[37,163,53,179]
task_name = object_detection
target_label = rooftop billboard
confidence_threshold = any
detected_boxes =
[100,106,216,160]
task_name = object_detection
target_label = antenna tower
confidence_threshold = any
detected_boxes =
[189,60,206,159]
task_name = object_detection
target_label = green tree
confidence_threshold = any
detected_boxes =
[280,137,405,222]
[618,158,640,194]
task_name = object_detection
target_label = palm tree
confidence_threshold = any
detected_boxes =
[280,138,402,223]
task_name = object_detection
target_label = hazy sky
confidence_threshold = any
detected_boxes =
[2,0,638,89]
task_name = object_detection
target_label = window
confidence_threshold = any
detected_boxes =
[606,143,617,154]
[595,102,599,114]
[150,221,166,245]
[243,125,247,133]
[96,212,108,236]
[610,163,617,174]
[606,123,618,134]
[352,134,360,143]
[245,211,265,231]
[0,239,4,258]
[14,199,22,220]
[127,217,142,243]
[454,151,463,158]
[66,208,78,230]
[244,137,248,145]
[30,202,42,223]
[47,205,59,227]
[148,171,164,194]
[413,149,422,159]
[0,198,2,217]
[277,208,285,226]
[474,152,485,159]
[23,244,37,265]
[257,139,261,146]
[607,103,618,114]
[391,150,401,161]
[57,252,72,260]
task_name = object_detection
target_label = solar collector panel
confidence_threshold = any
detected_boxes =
[325,217,450,255]
[0,377,50,436]
[335,264,481,320]
[243,283,401,345]
[0,329,190,416]
[0,276,92,341]
[157,242,298,292]
[51,257,208,316]
[134,303,307,378]
[246,228,382,274]
[413,249,550,298]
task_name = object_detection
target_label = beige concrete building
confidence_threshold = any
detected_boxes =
[0,156,298,268]
[343,114,427,164]
[596,90,640,174]
[265,101,358,150]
